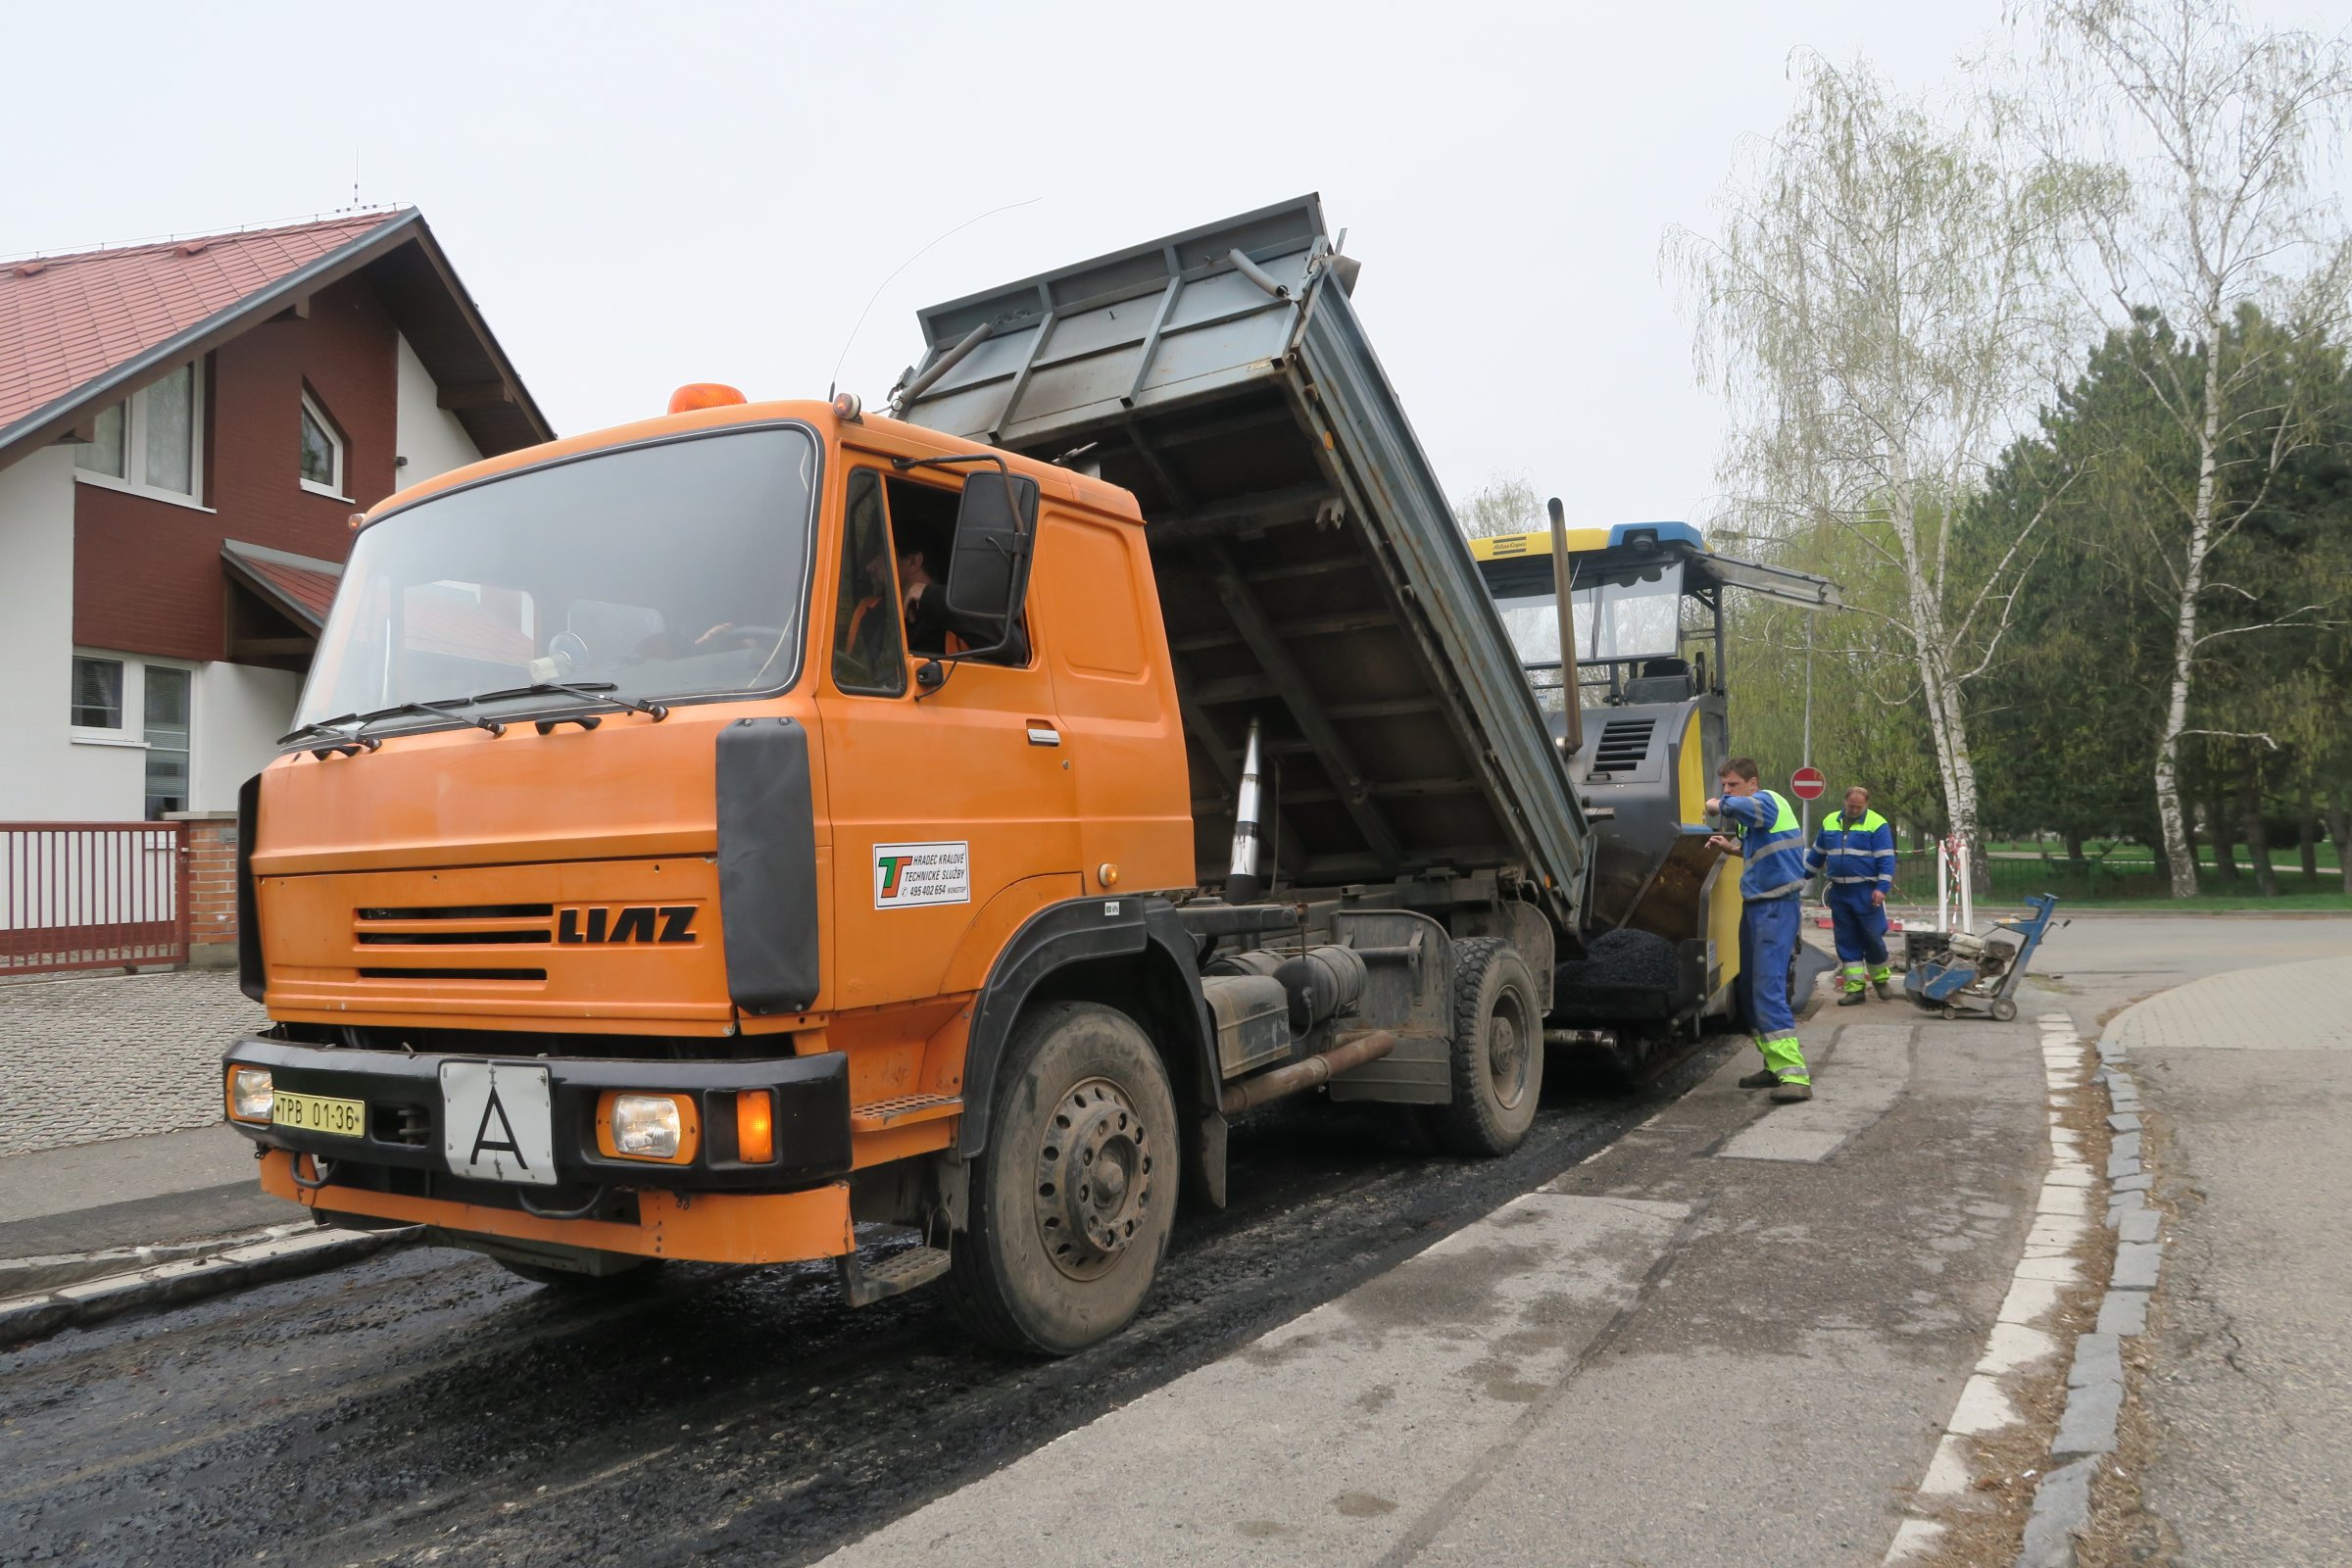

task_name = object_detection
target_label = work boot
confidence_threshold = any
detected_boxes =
[1770,1078,1815,1103]
[1873,978,1894,1001]
[1838,990,1867,1006]
[1738,1068,1782,1089]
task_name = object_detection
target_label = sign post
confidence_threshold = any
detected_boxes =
[1790,768,1826,899]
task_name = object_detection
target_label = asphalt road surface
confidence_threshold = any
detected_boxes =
[1,1041,1732,1568]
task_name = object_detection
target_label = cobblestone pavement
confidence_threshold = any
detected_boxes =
[2107,954,2352,1052]
[0,969,263,1156]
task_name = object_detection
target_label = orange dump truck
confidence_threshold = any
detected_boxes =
[222,199,1608,1354]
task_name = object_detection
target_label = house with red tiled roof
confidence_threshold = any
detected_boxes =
[0,209,551,824]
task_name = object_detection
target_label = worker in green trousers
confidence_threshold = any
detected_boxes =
[1806,785,1896,1004]
[1707,757,1812,1102]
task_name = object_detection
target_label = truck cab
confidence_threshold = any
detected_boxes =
[225,400,1220,1335]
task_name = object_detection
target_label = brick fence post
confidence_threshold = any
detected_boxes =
[167,809,240,969]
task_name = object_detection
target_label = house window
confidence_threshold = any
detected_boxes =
[299,389,346,497]
[72,657,124,728]
[143,666,193,819]
[72,360,204,502]
[74,403,126,479]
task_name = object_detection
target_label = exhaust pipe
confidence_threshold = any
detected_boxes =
[1226,716,1266,904]
[1220,1030,1396,1116]
[1548,496,1584,760]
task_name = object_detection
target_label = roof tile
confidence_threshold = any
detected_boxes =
[0,213,399,433]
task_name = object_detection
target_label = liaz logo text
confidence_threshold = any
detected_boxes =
[556,906,697,945]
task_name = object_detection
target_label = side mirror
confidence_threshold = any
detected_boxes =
[944,470,1040,636]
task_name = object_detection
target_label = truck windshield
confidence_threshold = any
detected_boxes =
[294,426,818,733]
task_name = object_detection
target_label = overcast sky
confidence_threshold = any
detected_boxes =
[8,1,2341,523]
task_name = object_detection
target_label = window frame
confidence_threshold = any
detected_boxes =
[829,467,911,699]
[69,654,128,735]
[68,654,203,811]
[72,359,209,510]
[298,386,350,500]
[139,662,196,820]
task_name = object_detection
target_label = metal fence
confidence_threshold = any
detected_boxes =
[0,822,189,975]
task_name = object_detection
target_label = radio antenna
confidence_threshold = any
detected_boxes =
[829,196,1042,402]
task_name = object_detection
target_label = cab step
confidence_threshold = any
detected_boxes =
[837,1244,952,1307]
[849,1093,963,1132]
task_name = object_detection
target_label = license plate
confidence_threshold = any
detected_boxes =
[273,1090,366,1139]
[439,1060,557,1187]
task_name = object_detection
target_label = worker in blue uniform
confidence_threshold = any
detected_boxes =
[1806,785,1897,1004]
[1706,757,1812,1102]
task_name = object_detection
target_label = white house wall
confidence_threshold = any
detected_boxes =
[0,449,144,821]
[192,662,301,812]
[395,331,485,488]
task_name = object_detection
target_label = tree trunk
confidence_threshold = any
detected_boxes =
[2330,795,2352,897]
[2151,313,2230,900]
[2208,789,2237,883]
[2064,829,2085,867]
[2240,765,2278,899]
[2297,782,2319,881]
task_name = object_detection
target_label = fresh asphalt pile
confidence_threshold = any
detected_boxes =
[0,1043,1728,1567]
[1551,927,1680,1009]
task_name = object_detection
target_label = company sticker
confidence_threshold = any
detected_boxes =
[873,841,971,909]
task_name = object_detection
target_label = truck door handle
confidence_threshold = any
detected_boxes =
[1026,723,1061,747]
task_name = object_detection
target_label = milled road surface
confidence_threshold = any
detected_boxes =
[0,1044,1730,1567]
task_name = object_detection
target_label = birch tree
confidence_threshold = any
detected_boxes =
[1668,55,2094,856]
[1453,473,1547,540]
[2035,0,2352,896]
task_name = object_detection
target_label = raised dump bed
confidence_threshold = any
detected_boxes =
[897,196,1590,934]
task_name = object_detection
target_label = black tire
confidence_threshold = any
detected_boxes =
[947,1001,1179,1356]
[1432,938,1543,1157]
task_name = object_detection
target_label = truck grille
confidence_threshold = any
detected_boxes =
[354,904,555,946]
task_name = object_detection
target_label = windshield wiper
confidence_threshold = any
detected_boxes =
[465,680,669,732]
[279,711,362,747]
[353,698,510,741]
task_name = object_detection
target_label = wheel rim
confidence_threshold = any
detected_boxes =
[1033,1076,1155,1281]
[1486,987,1533,1110]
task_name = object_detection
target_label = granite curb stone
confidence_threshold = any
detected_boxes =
[2016,1454,2101,1568]
[0,1225,420,1343]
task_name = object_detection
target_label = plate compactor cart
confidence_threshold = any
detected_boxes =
[1903,893,2065,1022]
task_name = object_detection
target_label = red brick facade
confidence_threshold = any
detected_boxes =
[72,273,400,661]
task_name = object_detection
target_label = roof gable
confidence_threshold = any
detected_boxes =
[0,209,551,467]
[0,213,392,434]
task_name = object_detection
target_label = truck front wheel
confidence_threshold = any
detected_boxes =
[948,1001,1179,1356]
[1433,938,1543,1157]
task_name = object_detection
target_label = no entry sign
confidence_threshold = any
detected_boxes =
[1790,766,1827,801]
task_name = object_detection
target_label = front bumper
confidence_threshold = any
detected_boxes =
[222,1037,853,1192]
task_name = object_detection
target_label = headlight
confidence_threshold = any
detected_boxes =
[227,1066,273,1122]
[611,1094,684,1159]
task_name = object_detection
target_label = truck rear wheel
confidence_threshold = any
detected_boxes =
[948,1001,1179,1356]
[1433,938,1543,1156]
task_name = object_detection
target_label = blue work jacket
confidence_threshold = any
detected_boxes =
[1805,808,1895,890]
[1721,789,1808,901]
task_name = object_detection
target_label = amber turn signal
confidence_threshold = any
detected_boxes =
[668,382,747,414]
[736,1090,775,1164]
